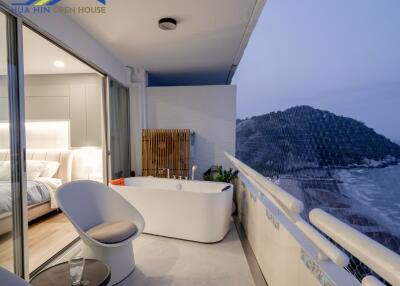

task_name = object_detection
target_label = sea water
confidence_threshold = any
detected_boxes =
[335,164,400,235]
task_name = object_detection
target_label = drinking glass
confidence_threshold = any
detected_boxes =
[69,256,85,286]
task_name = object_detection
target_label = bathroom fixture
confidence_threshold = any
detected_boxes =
[161,168,170,179]
[111,177,233,243]
[191,165,198,180]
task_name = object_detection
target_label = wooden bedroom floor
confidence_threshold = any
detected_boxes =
[0,212,78,273]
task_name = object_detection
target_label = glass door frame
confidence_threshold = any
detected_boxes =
[10,15,28,279]
[0,1,116,279]
[0,6,28,278]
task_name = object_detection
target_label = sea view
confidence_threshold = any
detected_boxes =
[275,164,400,255]
[233,0,400,284]
[335,164,400,236]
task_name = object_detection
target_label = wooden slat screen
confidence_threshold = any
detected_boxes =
[142,129,190,178]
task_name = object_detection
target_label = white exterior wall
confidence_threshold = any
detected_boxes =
[146,85,236,179]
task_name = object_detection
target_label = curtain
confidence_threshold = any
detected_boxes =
[109,79,130,179]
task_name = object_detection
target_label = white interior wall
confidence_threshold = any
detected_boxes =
[0,121,69,149]
[146,85,236,179]
[21,74,104,147]
[1,73,105,181]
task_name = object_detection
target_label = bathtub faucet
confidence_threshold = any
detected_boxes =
[161,168,170,179]
[191,165,198,180]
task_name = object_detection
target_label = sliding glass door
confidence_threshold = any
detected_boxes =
[0,9,27,278]
[109,79,131,179]
[22,26,105,274]
[0,9,14,273]
[1,4,109,279]
[1,3,114,278]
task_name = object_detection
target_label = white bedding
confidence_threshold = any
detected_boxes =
[35,177,62,209]
[0,178,62,216]
[0,152,69,212]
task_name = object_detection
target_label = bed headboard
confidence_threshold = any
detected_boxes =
[0,149,73,182]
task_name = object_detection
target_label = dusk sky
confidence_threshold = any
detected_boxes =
[233,0,400,142]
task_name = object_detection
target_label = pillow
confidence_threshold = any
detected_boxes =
[0,161,11,181]
[27,160,48,180]
[41,161,60,178]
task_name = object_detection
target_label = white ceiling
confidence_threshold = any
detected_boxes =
[63,0,259,74]
[1,19,96,75]
[23,26,97,75]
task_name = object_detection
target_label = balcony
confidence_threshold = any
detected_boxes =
[118,222,256,286]
[44,153,399,286]
[225,153,400,286]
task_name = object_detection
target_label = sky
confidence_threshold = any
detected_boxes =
[233,0,400,142]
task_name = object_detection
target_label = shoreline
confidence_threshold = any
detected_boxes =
[277,171,400,254]
[264,161,400,178]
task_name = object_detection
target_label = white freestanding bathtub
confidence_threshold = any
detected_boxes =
[111,177,233,243]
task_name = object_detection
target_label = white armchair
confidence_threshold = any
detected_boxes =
[56,180,145,285]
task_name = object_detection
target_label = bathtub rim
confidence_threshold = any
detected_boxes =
[120,177,233,195]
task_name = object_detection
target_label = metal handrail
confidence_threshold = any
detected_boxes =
[362,276,386,286]
[295,220,349,267]
[226,153,349,268]
[225,152,304,214]
[310,209,400,286]
[226,153,400,285]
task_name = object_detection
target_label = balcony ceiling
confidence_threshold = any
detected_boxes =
[62,0,265,85]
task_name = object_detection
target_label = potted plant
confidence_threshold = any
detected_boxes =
[203,165,238,183]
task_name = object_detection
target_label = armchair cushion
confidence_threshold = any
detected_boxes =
[87,221,138,244]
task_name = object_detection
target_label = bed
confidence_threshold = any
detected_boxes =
[0,150,72,236]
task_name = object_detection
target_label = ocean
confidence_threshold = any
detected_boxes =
[277,164,400,253]
[335,164,400,236]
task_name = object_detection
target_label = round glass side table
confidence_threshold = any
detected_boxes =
[31,259,110,286]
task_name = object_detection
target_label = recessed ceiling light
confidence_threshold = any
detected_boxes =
[54,60,65,68]
[159,18,177,31]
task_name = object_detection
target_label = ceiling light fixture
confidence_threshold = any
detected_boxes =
[54,60,65,68]
[159,18,177,31]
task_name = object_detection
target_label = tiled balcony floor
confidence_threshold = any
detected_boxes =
[117,222,255,286]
